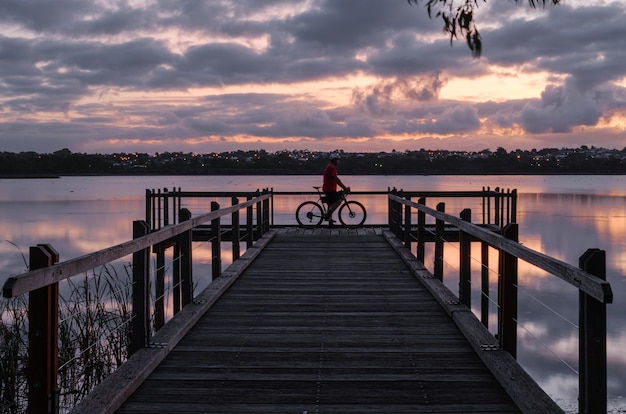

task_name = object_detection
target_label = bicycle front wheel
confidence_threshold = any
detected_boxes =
[338,201,366,228]
[295,201,324,228]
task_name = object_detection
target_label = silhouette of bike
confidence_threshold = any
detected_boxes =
[295,186,367,228]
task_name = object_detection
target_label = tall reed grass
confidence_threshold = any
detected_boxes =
[0,261,135,413]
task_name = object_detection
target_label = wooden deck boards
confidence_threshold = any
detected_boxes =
[116,228,520,413]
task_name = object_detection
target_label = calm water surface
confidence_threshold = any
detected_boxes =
[1,175,626,413]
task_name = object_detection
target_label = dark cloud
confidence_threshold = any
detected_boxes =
[0,0,95,32]
[519,79,603,133]
[420,105,481,134]
[0,0,625,153]
[352,74,447,119]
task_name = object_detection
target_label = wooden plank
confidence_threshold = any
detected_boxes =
[383,230,564,414]
[112,230,526,414]
[71,231,277,414]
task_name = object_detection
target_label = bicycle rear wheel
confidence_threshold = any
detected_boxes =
[295,201,324,228]
[338,201,366,228]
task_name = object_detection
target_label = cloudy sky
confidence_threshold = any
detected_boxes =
[1,0,626,154]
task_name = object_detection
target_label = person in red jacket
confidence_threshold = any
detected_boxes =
[322,152,350,223]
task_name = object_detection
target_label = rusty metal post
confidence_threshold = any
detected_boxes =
[498,223,518,358]
[459,209,471,308]
[28,244,59,414]
[579,248,607,414]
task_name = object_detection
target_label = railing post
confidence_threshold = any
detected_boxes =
[28,244,59,414]
[387,188,392,232]
[232,197,241,260]
[163,188,169,226]
[255,191,262,239]
[388,188,397,235]
[459,209,471,308]
[498,223,518,358]
[392,189,403,237]
[392,189,402,236]
[481,241,490,328]
[153,243,165,330]
[494,187,501,227]
[510,189,517,224]
[268,187,274,226]
[174,187,181,224]
[261,189,270,236]
[132,220,150,354]
[480,186,490,224]
[173,241,181,314]
[434,202,445,281]
[404,195,412,249]
[417,197,426,262]
[246,194,254,248]
[156,189,162,230]
[179,208,193,306]
[211,201,222,279]
[579,248,607,414]
[145,189,152,229]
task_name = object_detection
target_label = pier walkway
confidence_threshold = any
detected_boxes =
[95,228,559,413]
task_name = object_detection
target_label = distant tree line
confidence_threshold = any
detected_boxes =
[1,146,625,177]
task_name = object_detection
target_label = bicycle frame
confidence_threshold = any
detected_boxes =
[295,187,366,228]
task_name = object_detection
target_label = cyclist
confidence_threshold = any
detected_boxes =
[322,152,350,224]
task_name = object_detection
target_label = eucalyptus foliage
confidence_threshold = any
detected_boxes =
[407,0,561,57]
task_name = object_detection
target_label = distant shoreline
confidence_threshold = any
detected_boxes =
[1,172,626,178]
[0,174,61,179]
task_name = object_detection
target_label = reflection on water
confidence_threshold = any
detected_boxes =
[1,175,626,412]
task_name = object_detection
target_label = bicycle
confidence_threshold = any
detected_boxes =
[295,186,367,228]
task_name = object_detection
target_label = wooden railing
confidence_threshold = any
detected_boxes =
[146,187,517,228]
[1,192,271,414]
[145,188,271,231]
[387,191,613,414]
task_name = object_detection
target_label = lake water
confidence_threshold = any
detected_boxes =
[1,175,625,413]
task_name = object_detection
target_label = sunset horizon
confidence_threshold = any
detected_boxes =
[1,1,625,155]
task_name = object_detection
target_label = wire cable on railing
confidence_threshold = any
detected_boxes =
[425,215,580,332]
[422,235,580,378]
[435,256,501,313]
[513,316,579,375]
[58,315,135,372]
[515,284,579,329]
[191,239,211,252]
[407,207,582,379]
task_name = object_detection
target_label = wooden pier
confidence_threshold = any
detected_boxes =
[4,188,611,413]
[75,228,560,413]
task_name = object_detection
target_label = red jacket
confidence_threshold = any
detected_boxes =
[322,163,338,192]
